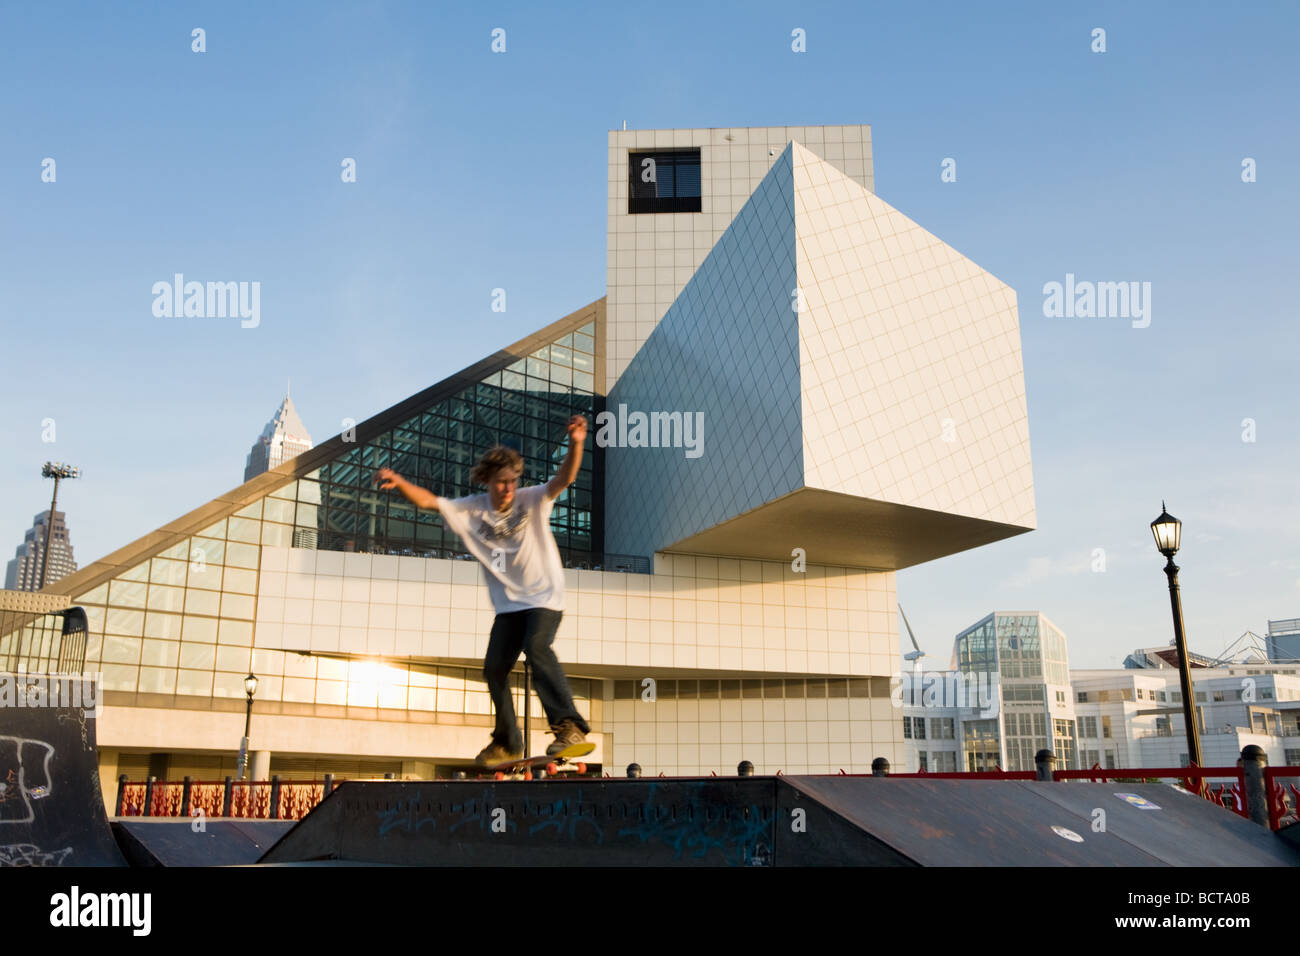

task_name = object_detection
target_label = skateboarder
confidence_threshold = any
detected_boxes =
[374,416,591,767]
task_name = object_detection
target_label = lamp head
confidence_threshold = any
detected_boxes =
[1150,501,1181,557]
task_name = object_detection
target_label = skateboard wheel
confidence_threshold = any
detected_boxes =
[523,769,533,780]
[576,762,587,774]
[493,771,505,780]
[546,762,558,775]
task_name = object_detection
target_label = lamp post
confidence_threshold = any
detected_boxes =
[236,673,258,779]
[1151,502,1202,768]
[39,462,81,590]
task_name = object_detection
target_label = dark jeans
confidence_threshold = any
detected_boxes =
[483,608,590,752]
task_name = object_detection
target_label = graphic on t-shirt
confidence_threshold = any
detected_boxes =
[475,506,530,543]
[439,486,564,612]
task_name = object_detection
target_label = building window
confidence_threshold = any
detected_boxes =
[914,716,927,739]
[903,716,912,739]
[1102,716,1112,738]
[1077,716,1097,738]
[1285,750,1300,767]
[628,149,702,213]
[1076,691,1088,703]
[1055,690,1065,704]
[1105,751,1117,770]
[917,751,928,772]
[930,717,955,739]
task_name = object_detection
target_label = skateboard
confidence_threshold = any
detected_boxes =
[482,742,596,780]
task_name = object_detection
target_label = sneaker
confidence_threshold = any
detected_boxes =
[475,741,523,769]
[546,719,586,756]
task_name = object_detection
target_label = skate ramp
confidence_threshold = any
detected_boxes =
[259,775,1300,866]
[0,674,124,866]
[783,776,1300,866]
[113,819,295,867]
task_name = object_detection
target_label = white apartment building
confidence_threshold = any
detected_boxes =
[903,621,1300,774]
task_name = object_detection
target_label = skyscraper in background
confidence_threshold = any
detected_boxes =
[244,392,313,482]
[4,510,78,591]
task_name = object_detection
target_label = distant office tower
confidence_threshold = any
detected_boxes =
[244,393,313,481]
[1266,619,1300,662]
[4,510,77,591]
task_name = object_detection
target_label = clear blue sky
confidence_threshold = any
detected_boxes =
[2,1,1297,668]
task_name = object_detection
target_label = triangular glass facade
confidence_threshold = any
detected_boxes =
[306,319,599,563]
[5,306,604,709]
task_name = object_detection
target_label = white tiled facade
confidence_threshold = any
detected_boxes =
[606,125,873,387]
[606,138,1034,562]
[605,146,803,557]
[255,547,901,775]
[791,144,1033,526]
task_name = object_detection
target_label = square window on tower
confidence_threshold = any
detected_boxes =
[629,149,702,214]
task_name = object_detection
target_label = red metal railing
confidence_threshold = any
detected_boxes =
[119,766,1300,831]
[1265,767,1300,830]
[116,779,332,821]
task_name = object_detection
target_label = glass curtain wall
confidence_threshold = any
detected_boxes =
[58,321,602,718]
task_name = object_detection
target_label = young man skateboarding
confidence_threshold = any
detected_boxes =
[373,415,591,767]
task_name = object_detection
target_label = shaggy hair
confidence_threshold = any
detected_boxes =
[469,445,524,486]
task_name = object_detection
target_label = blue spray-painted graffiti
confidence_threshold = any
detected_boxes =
[525,786,605,844]
[371,782,773,864]
[615,782,774,865]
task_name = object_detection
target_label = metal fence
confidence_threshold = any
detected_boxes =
[115,775,338,821]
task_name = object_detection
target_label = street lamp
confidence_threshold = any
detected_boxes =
[39,462,81,590]
[236,673,259,780]
[1151,502,1202,768]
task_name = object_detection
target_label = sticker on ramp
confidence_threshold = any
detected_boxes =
[1051,825,1084,843]
[1114,792,1161,810]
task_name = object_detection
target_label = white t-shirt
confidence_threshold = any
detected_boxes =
[436,484,565,613]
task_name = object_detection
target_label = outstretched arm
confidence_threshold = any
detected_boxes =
[545,416,587,501]
[374,467,441,511]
